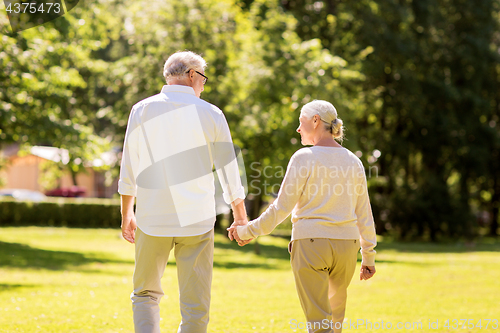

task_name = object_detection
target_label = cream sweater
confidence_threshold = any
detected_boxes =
[237,146,377,266]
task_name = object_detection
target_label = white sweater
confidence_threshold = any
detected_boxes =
[237,146,377,266]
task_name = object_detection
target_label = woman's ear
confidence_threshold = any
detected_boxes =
[313,115,320,128]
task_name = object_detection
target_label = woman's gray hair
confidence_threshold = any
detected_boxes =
[301,100,345,141]
[163,51,207,81]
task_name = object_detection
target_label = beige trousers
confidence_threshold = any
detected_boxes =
[290,238,359,333]
[131,228,214,333]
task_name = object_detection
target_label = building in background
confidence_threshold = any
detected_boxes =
[0,144,118,198]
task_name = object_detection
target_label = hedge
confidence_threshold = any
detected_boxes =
[0,198,121,228]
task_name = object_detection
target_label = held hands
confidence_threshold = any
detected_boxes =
[121,214,137,244]
[227,219,253,246]
[360,265,376,280]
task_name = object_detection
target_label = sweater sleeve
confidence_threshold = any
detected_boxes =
[354,162,377,266]
[237,153,308,240]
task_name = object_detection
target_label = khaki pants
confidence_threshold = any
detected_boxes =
[131,228,214,333]
[290,238,359,333]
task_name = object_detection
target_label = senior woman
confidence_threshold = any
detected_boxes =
[228,100,377,333]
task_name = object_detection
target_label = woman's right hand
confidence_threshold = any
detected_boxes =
[227,221,252,246]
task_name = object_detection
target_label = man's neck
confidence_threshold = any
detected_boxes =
[167,78,190,87]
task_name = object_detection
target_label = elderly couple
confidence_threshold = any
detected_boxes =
[119,51,377,333]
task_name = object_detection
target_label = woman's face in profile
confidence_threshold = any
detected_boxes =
[297,113,315,146]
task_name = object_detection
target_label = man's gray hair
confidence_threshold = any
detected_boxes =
[163,51,207,81]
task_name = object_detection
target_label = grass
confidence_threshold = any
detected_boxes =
[0,227,499,332]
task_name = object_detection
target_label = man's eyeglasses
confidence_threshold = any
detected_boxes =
[186,69,208,85]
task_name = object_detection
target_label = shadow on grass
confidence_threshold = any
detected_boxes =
[0,283,39,292]
[215,238,290,259]
[270,231,500,253]
[213,235,478,267]
[213,239,289,269]
[214,238,401,268]
[164,239,293,270]
[161,238,292,270]
[0,241,132,271]
[375,240,500,253]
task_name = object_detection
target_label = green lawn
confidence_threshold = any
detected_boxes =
[0,227,499,332]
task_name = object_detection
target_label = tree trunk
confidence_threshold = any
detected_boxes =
[490,175,500,237]
[245,194,263,254]
[70,169,78,186]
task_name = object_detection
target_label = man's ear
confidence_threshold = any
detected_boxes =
[184,69,192,82]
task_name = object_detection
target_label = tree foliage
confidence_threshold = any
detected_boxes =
[0,1,116,182]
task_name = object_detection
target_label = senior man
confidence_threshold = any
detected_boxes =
[119,51,248,333]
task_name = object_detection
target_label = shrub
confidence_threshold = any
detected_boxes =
[0,198,121,228]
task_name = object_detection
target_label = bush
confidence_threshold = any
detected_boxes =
[0,198,121,228]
